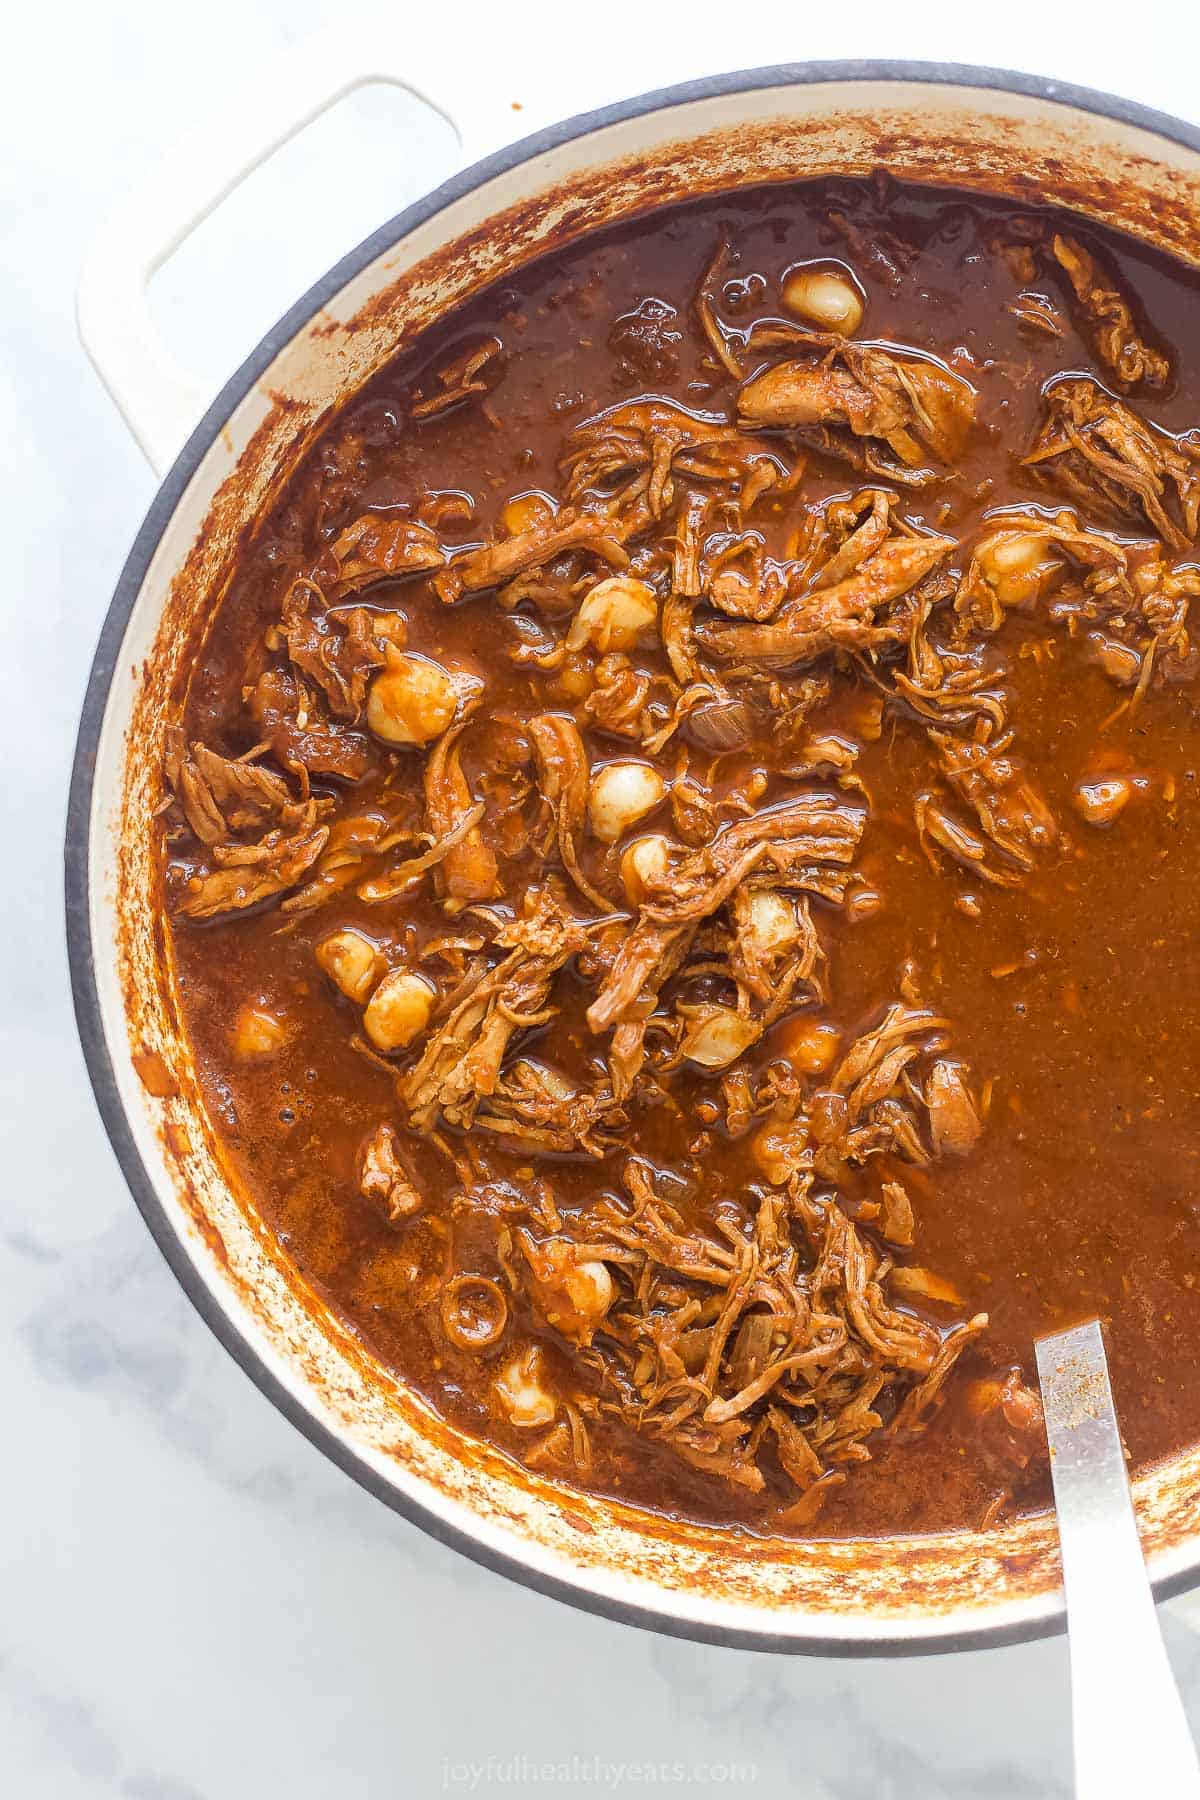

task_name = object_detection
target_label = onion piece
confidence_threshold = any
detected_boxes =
[890,1266,964,1307]
[440,1275,509,1351]
[683,697,757,753]
[679,1004,761,1070]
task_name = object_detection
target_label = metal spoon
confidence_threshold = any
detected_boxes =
[1036,1319,1200,1797]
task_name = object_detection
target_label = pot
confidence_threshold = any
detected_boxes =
[67,47,1200,1653]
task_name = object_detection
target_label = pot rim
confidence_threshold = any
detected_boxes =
[66,57,1200,1657]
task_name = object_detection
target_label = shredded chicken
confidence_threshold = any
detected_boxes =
[434,509,630,603]
[175,823,330,920]
[587,795,865,1035]
[738,337,977,482]
[423,710,500,909]
[165,734,334,919]
[277,583,392,721]
[1026,378,1200,550]
[358,1123,424,1222]
[566,1013,989,1494]
[165,734,316,846]
[411,336,504,419]
[1050,235,1169,389]
[528,713,611,910]
[696,532,955,668]
[329,513,445,590]
[478,1061,626,1156]
[397,885,589,1132]
[925,1061,983,1156]
[563,397,789,517]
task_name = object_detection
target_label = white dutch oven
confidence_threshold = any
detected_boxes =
[67,41,1200,1652]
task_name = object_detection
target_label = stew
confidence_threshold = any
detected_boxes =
[162,175,1200,1538]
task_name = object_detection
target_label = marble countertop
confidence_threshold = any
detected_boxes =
[7,3,1200,1793]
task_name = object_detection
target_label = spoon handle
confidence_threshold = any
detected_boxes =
[1036,1320,1200,1798]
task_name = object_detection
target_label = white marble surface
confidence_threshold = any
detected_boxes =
[7,2,1200,1793]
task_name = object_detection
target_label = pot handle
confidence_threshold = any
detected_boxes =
[77,26,520,476]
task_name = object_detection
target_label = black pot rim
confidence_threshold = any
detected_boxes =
[65,57,1200,1658]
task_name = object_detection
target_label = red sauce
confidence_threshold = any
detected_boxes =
[166,176,1200,1538]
